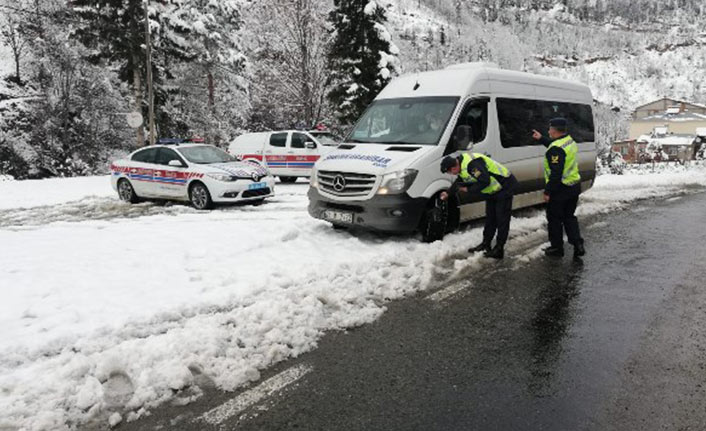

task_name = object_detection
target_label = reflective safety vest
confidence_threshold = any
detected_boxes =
[544,135,581,186]
[459,153,511,195]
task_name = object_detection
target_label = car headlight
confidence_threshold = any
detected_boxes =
[377,169,418,195]
[207,173,236,182]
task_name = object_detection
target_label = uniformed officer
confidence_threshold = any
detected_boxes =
[532,118,586,259]
[439,152,518,259]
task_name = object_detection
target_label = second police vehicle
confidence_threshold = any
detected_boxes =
[228,129,339,183]
[308,63,597,242]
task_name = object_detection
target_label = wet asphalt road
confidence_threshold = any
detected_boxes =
[117,192,706,431]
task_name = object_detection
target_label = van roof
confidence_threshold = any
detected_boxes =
[376,64,592,102]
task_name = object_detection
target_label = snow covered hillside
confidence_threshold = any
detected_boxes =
[1,169,706,430]
[386,0,706,111]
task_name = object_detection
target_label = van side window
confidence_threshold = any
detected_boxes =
[496,98,537,148]
[291,133,308,149]
[546,101,595,144]
[444,99,488,155]
[459,99,488,143]
[497,98,595,148]
[269,133,287,147]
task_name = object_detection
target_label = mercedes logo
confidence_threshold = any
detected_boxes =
[251,172,260,182]
[333,175,346,192]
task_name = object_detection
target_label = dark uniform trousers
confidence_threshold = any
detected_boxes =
[483,175,518,246]
[546,184,583,248]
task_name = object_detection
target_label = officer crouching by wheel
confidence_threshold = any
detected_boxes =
[439,150,518,260]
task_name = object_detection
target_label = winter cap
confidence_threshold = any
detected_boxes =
[440,156,458,173]
[549,117,568,129]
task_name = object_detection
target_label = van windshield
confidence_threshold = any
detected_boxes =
[348,96,459,145]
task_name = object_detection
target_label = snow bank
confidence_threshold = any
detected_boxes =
[1,168,706,429]
[0,175,114,210]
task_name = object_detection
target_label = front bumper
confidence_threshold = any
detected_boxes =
[307,187,427,233]
[210,177,276,202]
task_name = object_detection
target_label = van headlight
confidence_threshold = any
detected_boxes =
[377,169,418,195]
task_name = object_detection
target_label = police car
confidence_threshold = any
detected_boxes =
[110,142,275,209]
[228,129,339,183]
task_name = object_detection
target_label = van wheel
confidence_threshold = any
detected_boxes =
[189,182,213,210]
[420,196,448,243]
[279,176,297,183]
[117,179,140,204]
[445,196,460,234]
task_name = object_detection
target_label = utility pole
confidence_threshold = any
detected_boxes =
[144,0,156,146]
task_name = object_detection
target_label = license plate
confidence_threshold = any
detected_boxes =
[248,182,266,190]
[323,210,353,224]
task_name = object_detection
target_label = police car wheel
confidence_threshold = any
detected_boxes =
[279,176,297,183]
[117,179,140,204]
[189,182,213,210]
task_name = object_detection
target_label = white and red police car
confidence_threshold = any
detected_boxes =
[110,143,274,209]
[228,129,339,183]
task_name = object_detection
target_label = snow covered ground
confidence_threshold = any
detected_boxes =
[0,176,114,210]
[2,168,706,430]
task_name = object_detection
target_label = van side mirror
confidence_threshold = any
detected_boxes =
[168,160,185,167]
[453,125,473,151]
[305,142,316,149]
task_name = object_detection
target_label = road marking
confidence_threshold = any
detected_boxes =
[197,363,313,426]
[426,283,469,302]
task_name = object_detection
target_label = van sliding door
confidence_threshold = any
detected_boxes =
[496,97,595,194]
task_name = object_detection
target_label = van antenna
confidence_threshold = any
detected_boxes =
[413,76,420,91]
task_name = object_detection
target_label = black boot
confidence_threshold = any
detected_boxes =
[544,246,564,257]
[484,244,504,260]
[468,242,491,253]
[573,242,586,258]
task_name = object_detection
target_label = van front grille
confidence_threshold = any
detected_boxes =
[318,171,376,197]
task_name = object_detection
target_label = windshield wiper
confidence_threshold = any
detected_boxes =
[386,141,424,146]
[348,139,371,143]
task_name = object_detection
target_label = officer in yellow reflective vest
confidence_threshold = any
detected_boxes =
[440,152,518,259]
[532,117,586,259]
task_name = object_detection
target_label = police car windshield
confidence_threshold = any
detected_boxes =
[178,146,237,164]
[348,96,459,145]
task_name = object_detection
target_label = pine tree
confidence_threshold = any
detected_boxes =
[327,0,400,124]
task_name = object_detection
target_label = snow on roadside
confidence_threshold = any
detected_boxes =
[0,175,114,210]
[1,168,706,430]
